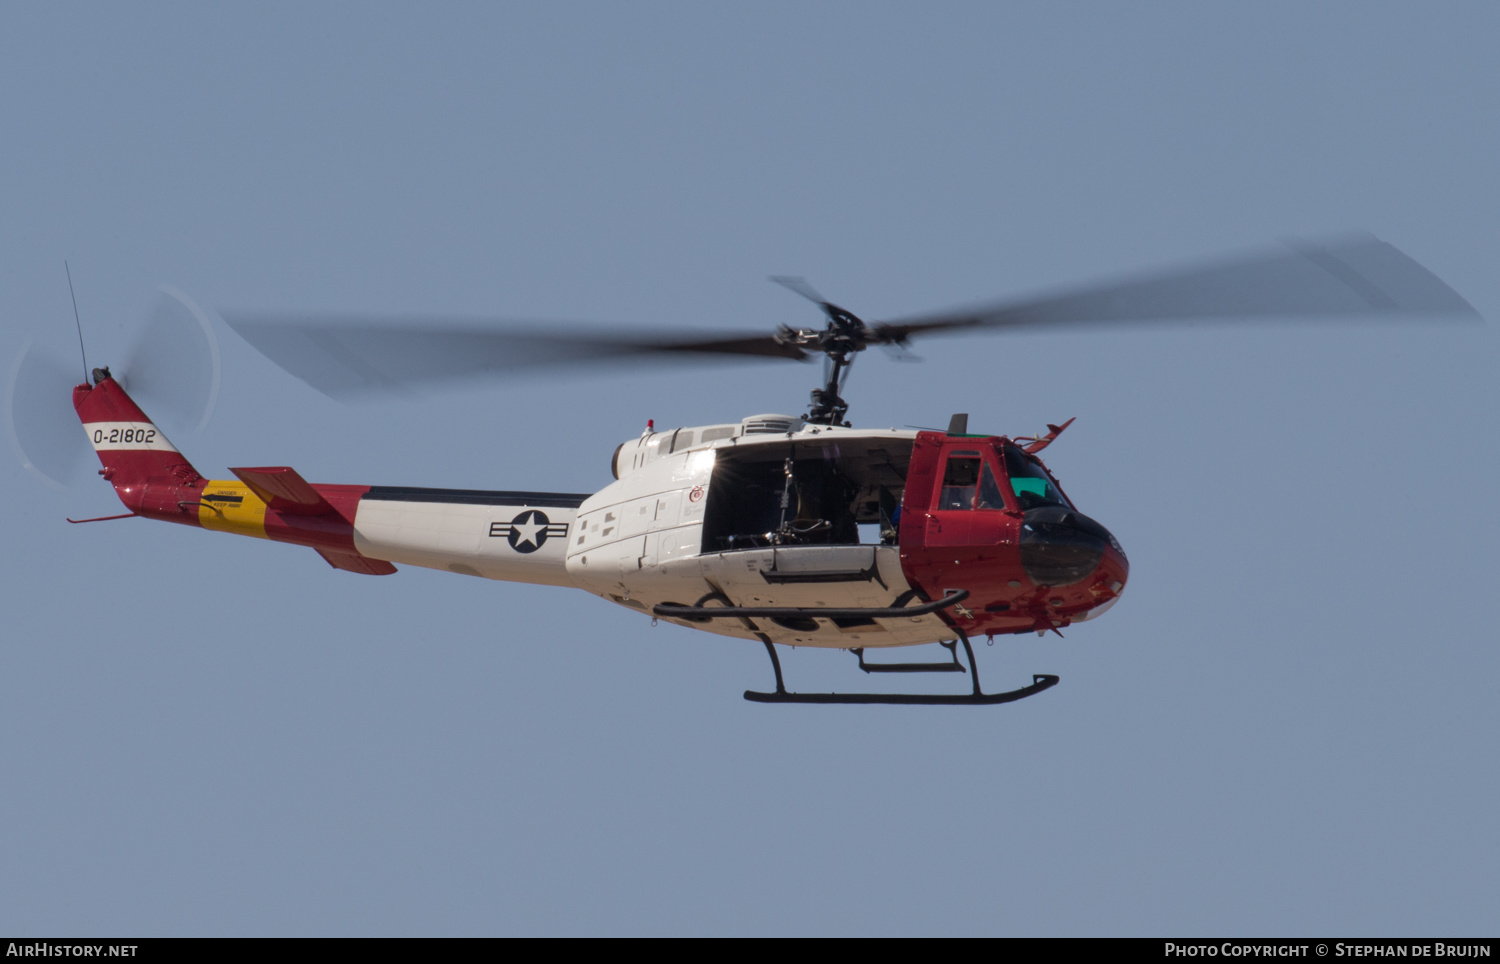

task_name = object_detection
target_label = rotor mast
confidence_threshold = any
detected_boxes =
[771,281,890,427]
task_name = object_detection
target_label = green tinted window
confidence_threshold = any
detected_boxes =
[1003,446,1070,509]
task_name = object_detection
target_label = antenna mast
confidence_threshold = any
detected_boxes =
[65,261,88,382]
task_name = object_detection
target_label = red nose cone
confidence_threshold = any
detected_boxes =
[898,506,1128,638]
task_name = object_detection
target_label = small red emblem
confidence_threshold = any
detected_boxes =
[688,485,705,503]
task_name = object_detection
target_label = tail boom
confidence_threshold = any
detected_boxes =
[73,372,587,583]
[195,475,396,575]
[73,372,394,574]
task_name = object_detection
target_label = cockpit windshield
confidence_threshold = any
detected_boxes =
[1002,445,1071,510]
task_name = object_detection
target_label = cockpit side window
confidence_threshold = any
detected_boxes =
[977,462,1006,509]
[938,451,982,510]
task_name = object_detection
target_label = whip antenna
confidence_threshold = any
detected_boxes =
[65,261,88,382]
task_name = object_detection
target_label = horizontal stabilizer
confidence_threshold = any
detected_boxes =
[231,465,336,516]
[316,547,397,576]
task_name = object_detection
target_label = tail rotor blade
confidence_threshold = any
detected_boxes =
[6,343,88,489]
[121,286,222,435]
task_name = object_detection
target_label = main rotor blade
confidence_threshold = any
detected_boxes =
[222,316,808,400]
[872,234,1478,343]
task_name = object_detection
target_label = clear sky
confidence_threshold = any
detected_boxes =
[2,1,1497,936]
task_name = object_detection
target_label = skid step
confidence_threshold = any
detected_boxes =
[850,639,965,674]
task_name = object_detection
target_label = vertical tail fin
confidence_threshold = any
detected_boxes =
[73,368,205,523]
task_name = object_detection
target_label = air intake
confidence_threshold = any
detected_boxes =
[740,414,804,435]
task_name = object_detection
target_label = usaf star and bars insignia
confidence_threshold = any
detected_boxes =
[488,510,569,553]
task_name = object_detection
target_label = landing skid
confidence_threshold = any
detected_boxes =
[744,631,1059,706]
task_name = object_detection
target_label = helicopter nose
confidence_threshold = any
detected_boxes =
[1018,505,1125,588]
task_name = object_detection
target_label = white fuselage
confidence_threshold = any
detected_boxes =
[348,416,949,648]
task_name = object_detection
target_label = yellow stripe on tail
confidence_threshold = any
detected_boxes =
[197,481,270,539]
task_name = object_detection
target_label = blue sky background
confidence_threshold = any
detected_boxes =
[2,2,1497,936]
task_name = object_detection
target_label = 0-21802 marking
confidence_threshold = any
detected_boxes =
[84,422,178,451]
[93,427,156,445]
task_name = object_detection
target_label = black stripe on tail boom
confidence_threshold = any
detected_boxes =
[363,486,590,508]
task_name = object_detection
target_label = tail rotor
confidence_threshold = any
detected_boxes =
[6,343,89,489]
[7,283,222,488]
[120,286,222,436]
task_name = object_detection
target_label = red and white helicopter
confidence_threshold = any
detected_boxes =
[25,236,1476,704]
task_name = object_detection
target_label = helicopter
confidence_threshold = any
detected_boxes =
[39,234,1477,705]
